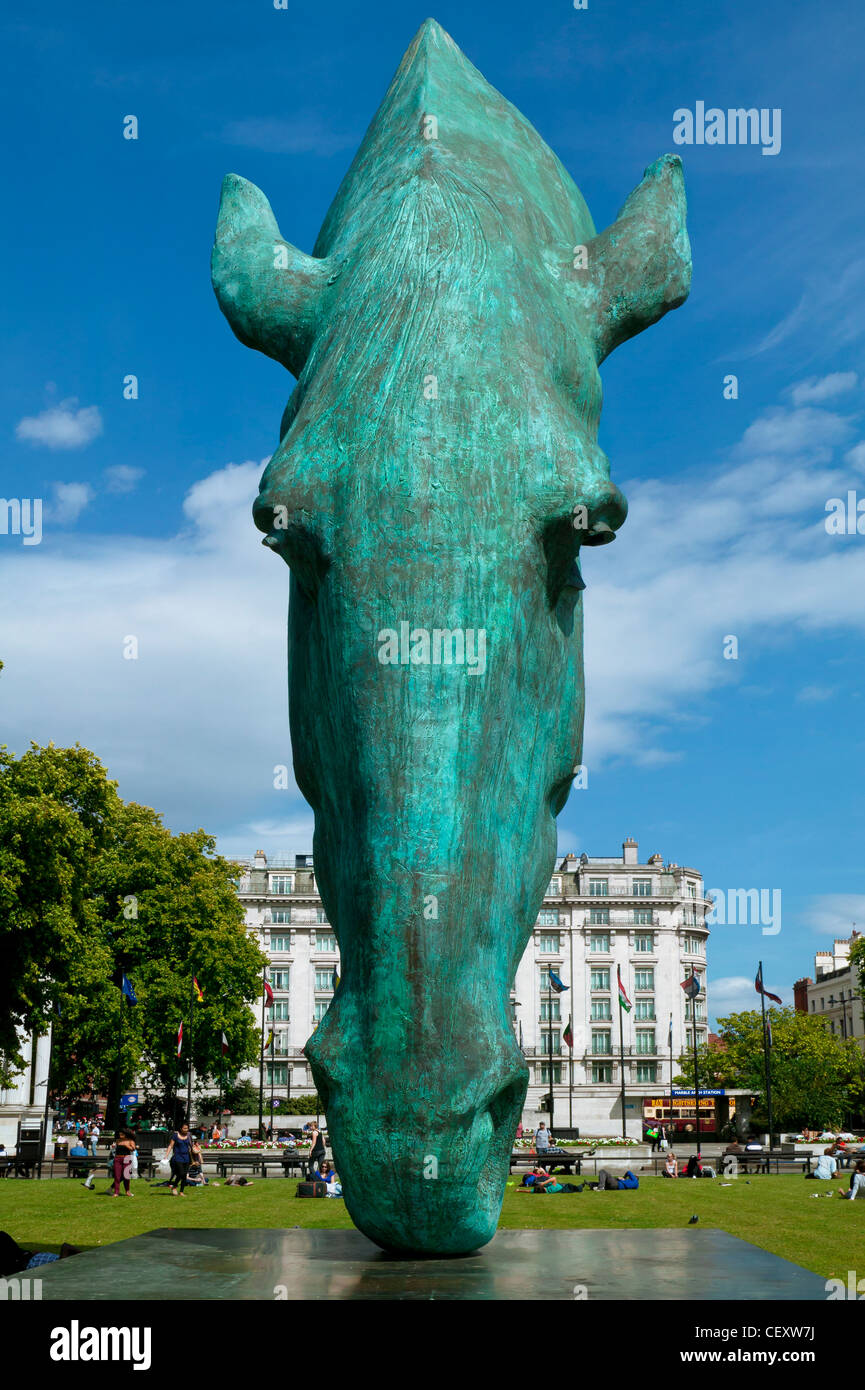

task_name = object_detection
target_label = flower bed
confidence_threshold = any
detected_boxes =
[514,1135,640,1149]
[200,1139,311,1151]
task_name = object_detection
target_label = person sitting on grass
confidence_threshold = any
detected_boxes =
[185,1142,209,1187]
[806,1148,838,1181]
[663,1152,678,1178]
[685,1153,716,1179]
[838,1159,865,1199]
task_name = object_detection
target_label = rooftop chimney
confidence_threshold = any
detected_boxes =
[623,837,638,866]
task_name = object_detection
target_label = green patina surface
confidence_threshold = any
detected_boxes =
[212,19,691,1255]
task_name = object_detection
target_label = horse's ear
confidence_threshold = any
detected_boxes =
[579,155,691,365]
[211,174,330,377]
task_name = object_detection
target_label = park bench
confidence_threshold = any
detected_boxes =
[509,1150,583,1176]
[214,1153,266,1178]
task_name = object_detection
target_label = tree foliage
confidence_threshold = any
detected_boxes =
[0,741,266,1115]
[675,1008,864,1130]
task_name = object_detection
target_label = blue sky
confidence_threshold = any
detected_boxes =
[2,0,864,1023]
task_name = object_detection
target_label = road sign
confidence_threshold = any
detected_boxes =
[119,1093,139,1109]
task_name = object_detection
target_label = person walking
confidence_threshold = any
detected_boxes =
[88,1123,100,1159]
[111,1130,136,1198]
[646,1124,660,1153]
[306,1123,326,1179]
[166,1122,194,1197]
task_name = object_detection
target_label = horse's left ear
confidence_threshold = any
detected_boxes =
[579,154,691,365]
[211,174,331,377]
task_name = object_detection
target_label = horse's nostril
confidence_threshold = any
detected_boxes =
[583,519,617,546]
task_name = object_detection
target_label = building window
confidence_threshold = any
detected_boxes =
[266,1000,290,1021]
[589,932,610,954]
[635,1030,655,1054]
[634,968,654,991]
[591,1030,612,1055]
[634,998,655,1021]
[636,1063,657,1083]
[590,967,610,991]
[272,1030,290,1055]
[313,999,330,1023]
[591,998,612,1021]
[271,970,290,991]
[683,934,704,954]
[271,934,291,952]
[538,909,559,927]
[314,969,336,991]
[270,909,291,924]
[269,875,293,894]
[633,908,653,925]
[538,932,560,954]
[540,998,561,1021]
[811,1000,815,1011]
[684,965,704,992]
[315,932,337,953]
[540,1030,561,1055]
[686,882,697,897]
[316,908,328,923]
[540,967,566,991]
[548,878,561,896]
[592,1063,613,1083]
[589,907,610,924]
[265,1063,288,1085]
[632,879,652,897]
[538,1064,563,1084]
[589,879,608,897]
[634,932,655,953]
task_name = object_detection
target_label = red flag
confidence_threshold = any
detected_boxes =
[176,1021,184,1057]
[563,1015,574,1050]
[681,973,700,1000]
[263,979,274,1005]
[193,976,204,1003]
[755,966,782,1005]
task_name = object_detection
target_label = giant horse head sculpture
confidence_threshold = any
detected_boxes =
[213,19,690,1254]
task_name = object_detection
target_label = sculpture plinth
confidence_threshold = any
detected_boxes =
[212,18,690,1255]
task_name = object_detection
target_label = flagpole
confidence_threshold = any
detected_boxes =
[568,921,575,1132]
[618,985,626,1141]
[758,960,774,1151]
[186,975,194,1126]
[547,981,554,1139]
[258,964,267,1139]
[269,1031,275,1133]
[692,987,701,1158]
[668,1012,674,1146]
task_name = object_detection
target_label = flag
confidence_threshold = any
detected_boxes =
[121,974,137,1005]
[332,969,340,990]
[176,1021,184,1057]
[263,978,274,1005]
[617,965,632,1013]
[519,1022,524,1053]
[264,1028,273,1051]
[668,1013,673,1048]
[755,965,782,1005]
[221,1031,229,1056]
[766,1014,773,1050]
[563,1015,574,1049]
[548,969,569,994]
[681,973,700,1001]
[193,976,204,1003]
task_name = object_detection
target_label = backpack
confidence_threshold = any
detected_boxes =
[296,1181,327,1198]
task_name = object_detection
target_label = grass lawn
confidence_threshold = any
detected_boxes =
[0,1174,860,1279]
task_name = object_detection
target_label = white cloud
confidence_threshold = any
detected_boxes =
[47,482,95,525]
[796,685,836,703]
[15,399,103,450]
[104,465,144,494]
[790,372,858,406]
[803,896,865,939]
[708,976,759,1016]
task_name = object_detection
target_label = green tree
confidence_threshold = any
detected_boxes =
[676,1008,864,1131]
[0,741,266,1118]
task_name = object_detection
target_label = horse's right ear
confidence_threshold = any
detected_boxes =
[211,174,331,378]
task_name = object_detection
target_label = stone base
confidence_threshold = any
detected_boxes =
[35,1227,826,1301]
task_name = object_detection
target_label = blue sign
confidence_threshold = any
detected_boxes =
[119,1093,139,1109]
[672,1089,725,1097]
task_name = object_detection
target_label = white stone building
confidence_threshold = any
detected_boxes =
[0,1031,51,1150]
[236,838,711,1138]
[794,930,864,1055]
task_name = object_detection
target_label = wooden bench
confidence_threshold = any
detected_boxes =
[509,1151,582,1176]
